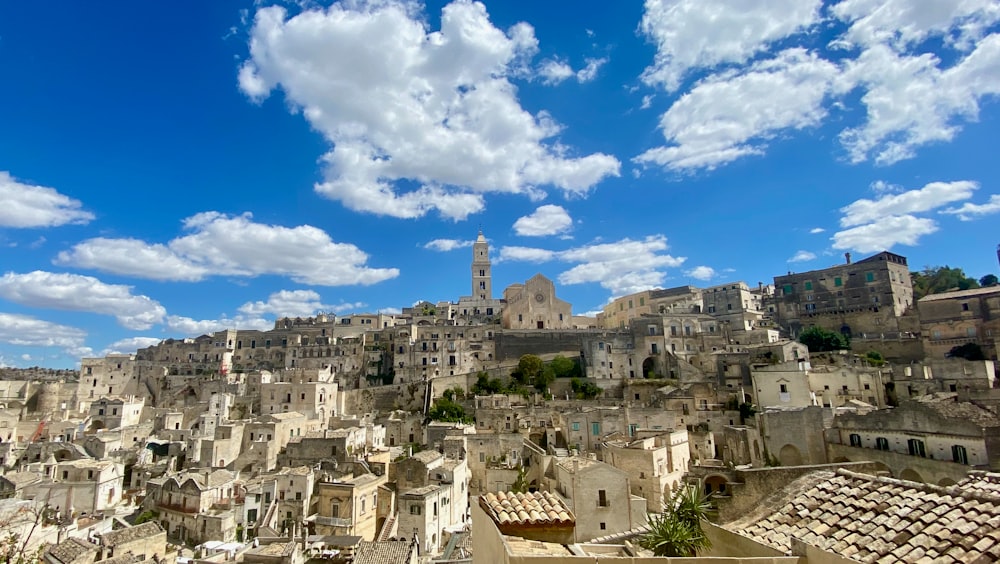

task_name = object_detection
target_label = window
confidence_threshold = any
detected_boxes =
[598,490,608,507]
[849,434,862,447]
[331,503,339,517]
[907,438,926,458]
[572,422,580,431]
[592,422,600,435]
[962,303,969,311]
[952,445,969,465]
[804,281,813,291]
[865,272,875,282]
[410,505,422,515]
[875,437,889,451]
[779,384,788,393]
[834,277,842,287]
[783,284,793,295]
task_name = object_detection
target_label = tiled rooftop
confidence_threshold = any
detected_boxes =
[480,491,575,526]
[352,540,414,564]
[101,521,164,546]
[47,537,98,564]
[727,469,1000,563]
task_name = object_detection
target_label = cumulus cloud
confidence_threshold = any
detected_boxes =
[575,57,607,83]
[56,212,398,286]
[634,49,842,171]
[788,250,817,262]
[424,239,474,252]
[0,271,166,330]
[101,337,164,356]
[513,205,573,236]
[839,180,978,227]
[0,171,94,228]
[499,235,686,296]
[832,215,939,252]
[809,227,825,234]
[685,266,716,280]
[940,193,1000,220]
[831,180,980,252]
[165,314,272,337]
[840,37,1000,164]
[238,289,362,318]
[639,0,822,91]
[239,0,620,220]
[538,59,574,84]
[830,0,1000,51]
[0,312,88,351]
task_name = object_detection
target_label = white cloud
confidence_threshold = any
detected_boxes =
[0,171,94,228]
[840,36,1000,164]
[102,337,163,356]
[830,0,1000,51]
[0,312,88,351]
[424,238,474,252]
[809,227,825,234]
[0,271,166,330]
[238,289,364,318]
[639,0,822,91]
[56,212,398,286]
[538,59,574,84]
[497,246,558,263]
[500,235,686,296]
[788,250,817,262]
[513,205,573,236]
[941,193,1000,220]
[239,1,620,220]
[685,266,716,280]
[832,214,939,252]
[640,95,654,109]
[576,57,607,83]
[634,49,842,171]
[165,314,272,337]
[839,180,978,227]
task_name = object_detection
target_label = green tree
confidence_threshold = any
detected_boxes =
[981,274,999,287]
[911,266,980,299]
[639,485,713,557]
[948,343,987,361]
[570,378,601,399]
[513,354,544,386]
[549,355,578,378]
[428,396,472,424]
[798,326,850,352]
[865,351,886,367]
[534,366,556,392]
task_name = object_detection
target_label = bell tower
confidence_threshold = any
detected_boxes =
[472,231,492,300]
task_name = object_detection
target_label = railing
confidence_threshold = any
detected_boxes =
[313,516,352,527]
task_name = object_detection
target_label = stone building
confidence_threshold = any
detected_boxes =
[146,468,239,544]
[918,285,1000,360]
[28,459,124,516]
[598,286,702,330]
[87,396,144,431]
[826,394,1000,484]
[502,275,572,330]
[541,456,647,542]
[77,355,141,411]
[600,429,690,512]
[771,251,915,339]
[312,472,387,541]
[751,357,887,409]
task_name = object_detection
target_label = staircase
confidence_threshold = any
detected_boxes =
[376,514,397,541]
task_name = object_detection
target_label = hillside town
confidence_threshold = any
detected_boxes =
[2,235,1000,564]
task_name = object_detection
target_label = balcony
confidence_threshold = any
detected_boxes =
[158,502,198,514]
[312,516,353,528]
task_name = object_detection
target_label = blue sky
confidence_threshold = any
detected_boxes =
[1,0,999,368]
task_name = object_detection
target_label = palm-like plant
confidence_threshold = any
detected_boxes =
[639,485,712,557]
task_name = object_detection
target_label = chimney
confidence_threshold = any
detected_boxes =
[845,252,852,264]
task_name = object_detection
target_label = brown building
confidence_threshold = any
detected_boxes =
[918,285,1000,360]
[772,251,914,339]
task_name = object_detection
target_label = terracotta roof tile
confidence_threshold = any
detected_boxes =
[726,469,1000,562]
[479,491,575,527]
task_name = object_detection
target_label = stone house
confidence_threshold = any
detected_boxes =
[98,521,167,561]
[28,459,123,516]
[541,456,647,543]
[826,394,1000,484]
[146,468,239,544]
[312,472,387,541]
[751,357,887,409]
[888,358,996,401]
[600,429,690,512]
[918,285,1000,360]
[87,396,144,431]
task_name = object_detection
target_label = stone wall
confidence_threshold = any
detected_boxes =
[494,331,591,362]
